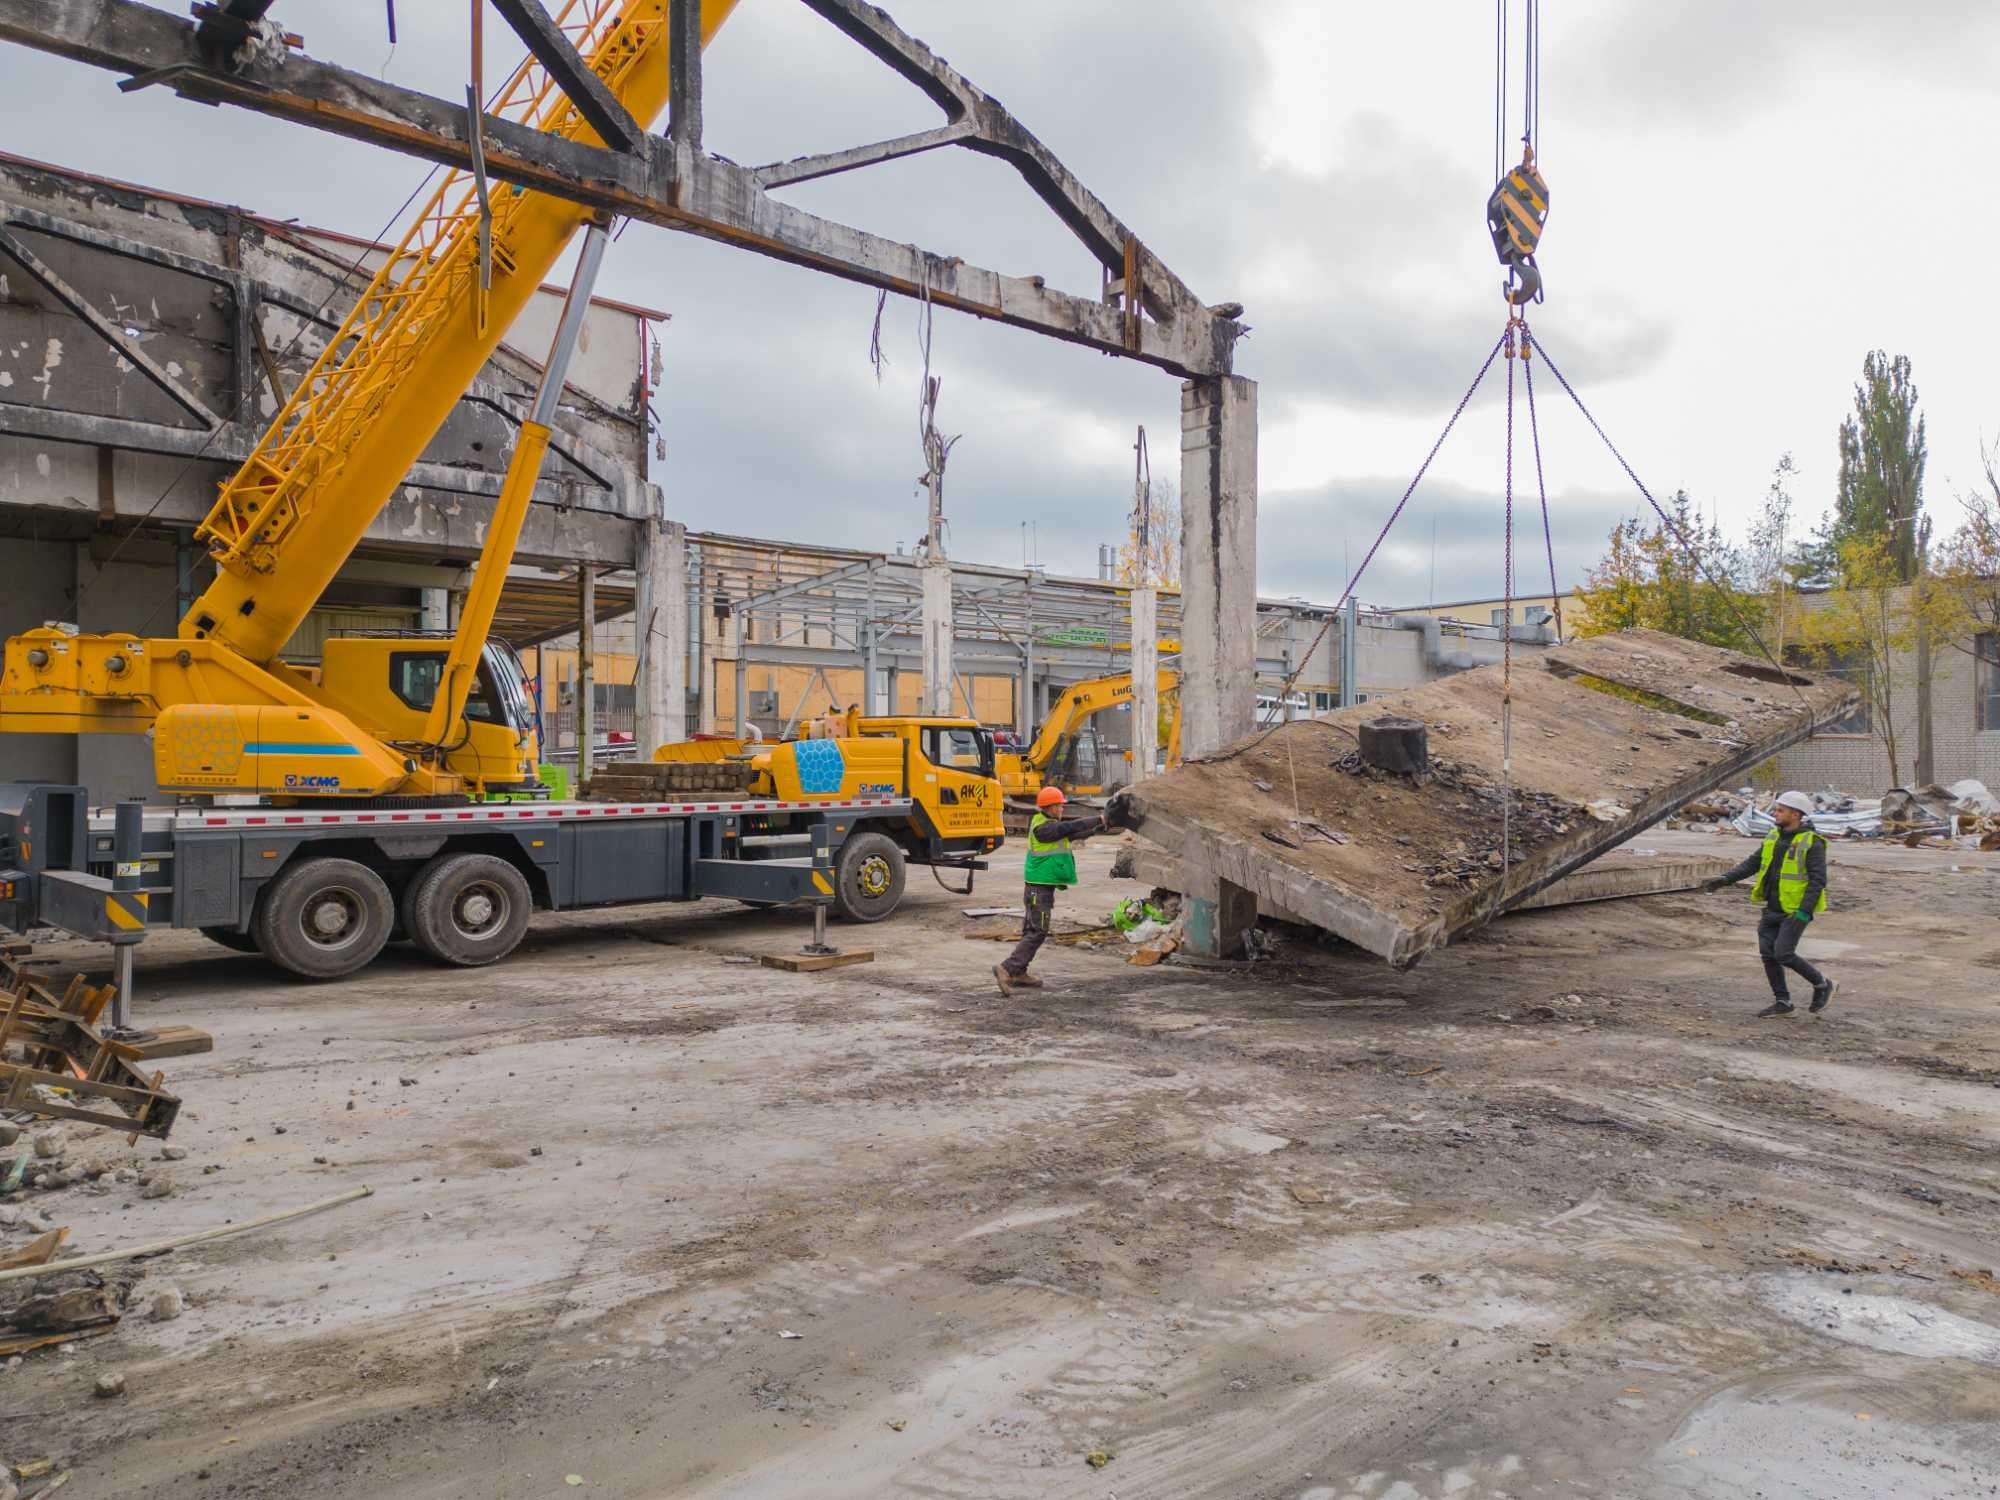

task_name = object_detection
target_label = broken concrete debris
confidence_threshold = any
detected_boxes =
[1118,630,1856,966]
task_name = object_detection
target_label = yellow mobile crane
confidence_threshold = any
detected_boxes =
[0,2,741,801]
[0,3,1007,982]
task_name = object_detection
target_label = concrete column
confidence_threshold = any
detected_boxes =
[921,557,954,716]
[1130,585,1158,781]
[636,515,688,754]
[1181,867,1257,959]
[1018,583,1036,739]
[577,568,596,781]
[1179,375,1258,758]
[732,612,748,736]
[1339,596,1359,707]
[419,586,450,635]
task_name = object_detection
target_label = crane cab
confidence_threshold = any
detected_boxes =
[309,633,542,797]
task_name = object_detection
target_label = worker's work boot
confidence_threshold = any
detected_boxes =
[992,963,1016,997]
[1011,972,1045,989]
[1809,977,1838,1014]
[1756,998,1796,1019]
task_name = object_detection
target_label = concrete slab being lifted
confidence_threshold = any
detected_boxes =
[1117,629,1856,967]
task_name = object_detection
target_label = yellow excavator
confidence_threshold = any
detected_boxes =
[996,668,1182,802]
[0,1,742,802]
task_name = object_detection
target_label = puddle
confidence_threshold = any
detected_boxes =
[1759,1278,2000,1365]
[1206,1124,1292,1157]
[955,1203,1090,1241]
[1645,1380,2000,1498]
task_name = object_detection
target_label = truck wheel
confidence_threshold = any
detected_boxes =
[254,858,394,981]
[407,853,532,967]
[199,926,261,955]
[833,832,904,922]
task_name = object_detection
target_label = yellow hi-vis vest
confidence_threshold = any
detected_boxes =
[1025,811,1079,887]
[1751,827,1829,915]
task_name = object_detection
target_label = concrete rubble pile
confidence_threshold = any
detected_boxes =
[1116,629,1857,967]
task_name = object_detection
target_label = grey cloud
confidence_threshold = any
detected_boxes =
[1257,477,1639,607]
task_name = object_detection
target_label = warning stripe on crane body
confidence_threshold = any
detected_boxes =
[106,889,149,931]
[178,798,913,832]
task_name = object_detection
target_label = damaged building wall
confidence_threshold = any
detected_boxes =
[0,153,659,801]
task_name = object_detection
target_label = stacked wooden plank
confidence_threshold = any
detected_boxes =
[582,759,759,800]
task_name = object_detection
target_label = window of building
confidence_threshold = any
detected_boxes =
[1977,632,2000,733]
[1490,607,1513,627]
[1313,691,1334,712]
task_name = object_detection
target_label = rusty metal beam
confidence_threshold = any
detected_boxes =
[754,121,976,190]
[0,0,1241,378]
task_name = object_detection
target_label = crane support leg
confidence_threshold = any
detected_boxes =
[421,221,614,750]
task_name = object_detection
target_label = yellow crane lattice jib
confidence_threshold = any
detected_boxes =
[184,1,741,659]
[198,0,628,568]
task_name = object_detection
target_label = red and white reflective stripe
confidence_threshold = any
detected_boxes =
[187,797,908,830]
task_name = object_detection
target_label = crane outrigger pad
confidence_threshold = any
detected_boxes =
[1116,630,1856,968]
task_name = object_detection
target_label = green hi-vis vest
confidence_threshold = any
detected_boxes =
[1025,811,1079,888]
[1751,827,1829,915]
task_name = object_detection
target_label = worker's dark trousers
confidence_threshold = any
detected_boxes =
[1004,884,1058,976]
[1758,909,1826,998]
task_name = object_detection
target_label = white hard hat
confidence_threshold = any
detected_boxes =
[1774,790,1815,815]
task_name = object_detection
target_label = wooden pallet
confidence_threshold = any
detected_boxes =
[0,953,200,1139]
[760,949,875,973]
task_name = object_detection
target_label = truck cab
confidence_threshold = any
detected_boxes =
[658,710,1004,864]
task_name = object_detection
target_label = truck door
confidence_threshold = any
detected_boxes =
[919,726,1001,840]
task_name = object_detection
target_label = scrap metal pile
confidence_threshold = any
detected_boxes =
[1119,630,1857,967]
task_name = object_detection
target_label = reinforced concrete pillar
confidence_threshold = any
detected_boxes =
[1181,867,1257,959]
[921,557,954,716]
[636,515,688,754]
[1179,375,1258,758]
[1339,596,1359,707]
[1130,585,1158,781]
[577,567,596,780]
[419,586,449,635]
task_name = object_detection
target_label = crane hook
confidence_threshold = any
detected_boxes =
[1487,147,1549,306]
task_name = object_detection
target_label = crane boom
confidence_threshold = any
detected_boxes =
[184,0,739,662]
[1,0,740,802]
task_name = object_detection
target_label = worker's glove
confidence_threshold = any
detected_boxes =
[1699,877,1728,894]
[1786,911,1812,927]
[1102,792,1134,830]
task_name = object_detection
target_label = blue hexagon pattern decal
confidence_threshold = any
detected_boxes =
[793,738,846,795]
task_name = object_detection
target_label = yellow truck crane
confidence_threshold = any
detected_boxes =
[0,1,1002,983]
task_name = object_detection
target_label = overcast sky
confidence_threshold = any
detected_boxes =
[5,1,1998,605]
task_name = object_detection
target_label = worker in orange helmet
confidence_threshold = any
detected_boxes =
[994,785,1108,995]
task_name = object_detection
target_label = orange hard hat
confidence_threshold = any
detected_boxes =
[1035,785,1066,809]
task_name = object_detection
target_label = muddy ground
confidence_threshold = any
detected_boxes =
[6,829,1999,1498]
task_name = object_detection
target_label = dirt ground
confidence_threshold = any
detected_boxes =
[6,829,2000,1499]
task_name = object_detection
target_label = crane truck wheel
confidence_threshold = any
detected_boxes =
[254,858,395,981]
[199,926,262,955]
[407,853,532,967]
[832,832,905,923]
